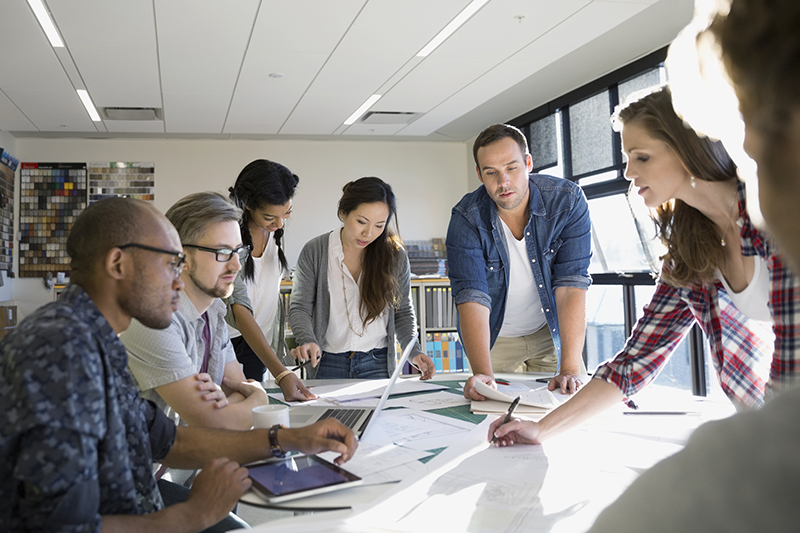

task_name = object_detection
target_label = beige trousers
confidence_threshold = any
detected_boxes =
[490,326,586,374]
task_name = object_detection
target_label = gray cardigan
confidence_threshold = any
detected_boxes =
[288,231,422,377]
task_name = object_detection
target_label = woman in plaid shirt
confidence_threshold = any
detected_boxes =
[490,86,800,446]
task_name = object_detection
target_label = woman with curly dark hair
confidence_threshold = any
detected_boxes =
[225,159,314,401]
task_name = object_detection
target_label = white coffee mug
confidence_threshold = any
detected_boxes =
[252,404,290,429]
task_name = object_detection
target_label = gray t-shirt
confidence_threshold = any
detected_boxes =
[122,294,236,427]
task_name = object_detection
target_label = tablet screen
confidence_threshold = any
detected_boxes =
[248,455,360,497]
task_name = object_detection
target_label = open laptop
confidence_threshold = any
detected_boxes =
[289,339,416,440]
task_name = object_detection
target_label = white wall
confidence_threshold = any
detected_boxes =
[13,137,470,318]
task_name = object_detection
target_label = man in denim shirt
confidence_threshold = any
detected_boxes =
[446,124,592,400]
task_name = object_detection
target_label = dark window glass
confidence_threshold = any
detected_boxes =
[618,67,664,108]
[528,114,558,172]
[569,90,614,177]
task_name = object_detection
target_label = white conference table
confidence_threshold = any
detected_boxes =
[240,372,736,532]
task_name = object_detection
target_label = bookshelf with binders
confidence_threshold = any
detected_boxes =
[280,278,467,376]
[408,279,468,375]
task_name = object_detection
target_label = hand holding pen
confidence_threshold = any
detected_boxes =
[290,342,323,369]
[291,352,325,372]
[490,395,521,445]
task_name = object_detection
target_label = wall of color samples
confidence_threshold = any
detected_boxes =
[19,163,87,278]
[0,161,14,275]
[89,162,155,203]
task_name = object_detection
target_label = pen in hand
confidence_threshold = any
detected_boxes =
[491,395,521,445]
[291,353,324,372]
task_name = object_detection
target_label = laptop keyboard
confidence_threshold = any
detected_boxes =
[319,408,365,429]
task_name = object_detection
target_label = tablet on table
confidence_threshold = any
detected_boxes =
[247,455,363,504]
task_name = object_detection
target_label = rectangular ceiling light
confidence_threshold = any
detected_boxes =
[416,0,489,57]
[27,0,64,48]
[77,90,102,122]
[344,94,382,125]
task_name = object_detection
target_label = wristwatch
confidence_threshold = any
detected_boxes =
[268,424,287,458]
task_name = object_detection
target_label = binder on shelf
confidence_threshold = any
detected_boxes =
[442,336,450,372]
[425,333,434,364]
[433,333,443,372]
[437,288,444,327]
[425,287,433,328]
[446,334,455,372]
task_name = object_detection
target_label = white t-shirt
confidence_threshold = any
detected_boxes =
[717,253,772,322]
[325,229,389,353]
[498,218,546,338]
[228,234,282,342]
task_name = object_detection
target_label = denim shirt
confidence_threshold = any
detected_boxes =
[446,174,592,369]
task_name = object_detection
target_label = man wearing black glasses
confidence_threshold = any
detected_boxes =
[122,193,270,458]
[0,197,357,532]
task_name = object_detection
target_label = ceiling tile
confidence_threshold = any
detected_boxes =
[162,91,227,133]
[224,52,329,134]
[377,56,497,113]
[248,0,368,53]
[513,1,650,63]
[4,88,97,132]
[154,0,260,51]
[0,90,36,132]
[68,47,161,108]
[432,0,590,59]
[280,54,407,135]
[48,0,156,48]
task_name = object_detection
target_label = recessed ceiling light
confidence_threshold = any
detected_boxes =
[416,0,489,57]
[76,90,101,122]
[344,94,382,126]
[27,0,64,48]
[269,73,285,78]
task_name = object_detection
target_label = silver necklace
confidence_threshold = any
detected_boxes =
[341,268,365,337]
[720,188,739,247]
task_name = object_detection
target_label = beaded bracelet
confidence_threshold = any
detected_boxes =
[274,369,293,386]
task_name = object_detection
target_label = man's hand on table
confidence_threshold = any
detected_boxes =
[277,419,358,465]
[547,371,583,395]
[463,373,495,401]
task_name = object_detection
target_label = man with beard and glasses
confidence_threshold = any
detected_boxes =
[0,197,357,532]
[122,193,270,488]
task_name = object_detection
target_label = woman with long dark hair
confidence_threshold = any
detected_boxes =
[288,177,435,379]
[225,159,314,401]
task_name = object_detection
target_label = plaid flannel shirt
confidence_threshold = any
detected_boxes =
[595,182,800,408]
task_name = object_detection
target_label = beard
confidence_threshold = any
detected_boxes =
[120,271,176,330]
[188,263,235,299]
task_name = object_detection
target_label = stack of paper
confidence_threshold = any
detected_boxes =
[470,380,559,416]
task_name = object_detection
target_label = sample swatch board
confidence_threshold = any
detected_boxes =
[89,162,155,203]
[19,163,87,278]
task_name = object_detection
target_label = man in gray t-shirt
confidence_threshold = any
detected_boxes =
[122,192,268,432]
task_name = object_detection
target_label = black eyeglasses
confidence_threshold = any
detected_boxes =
[118,243,187,279]
[183,244,251,263]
